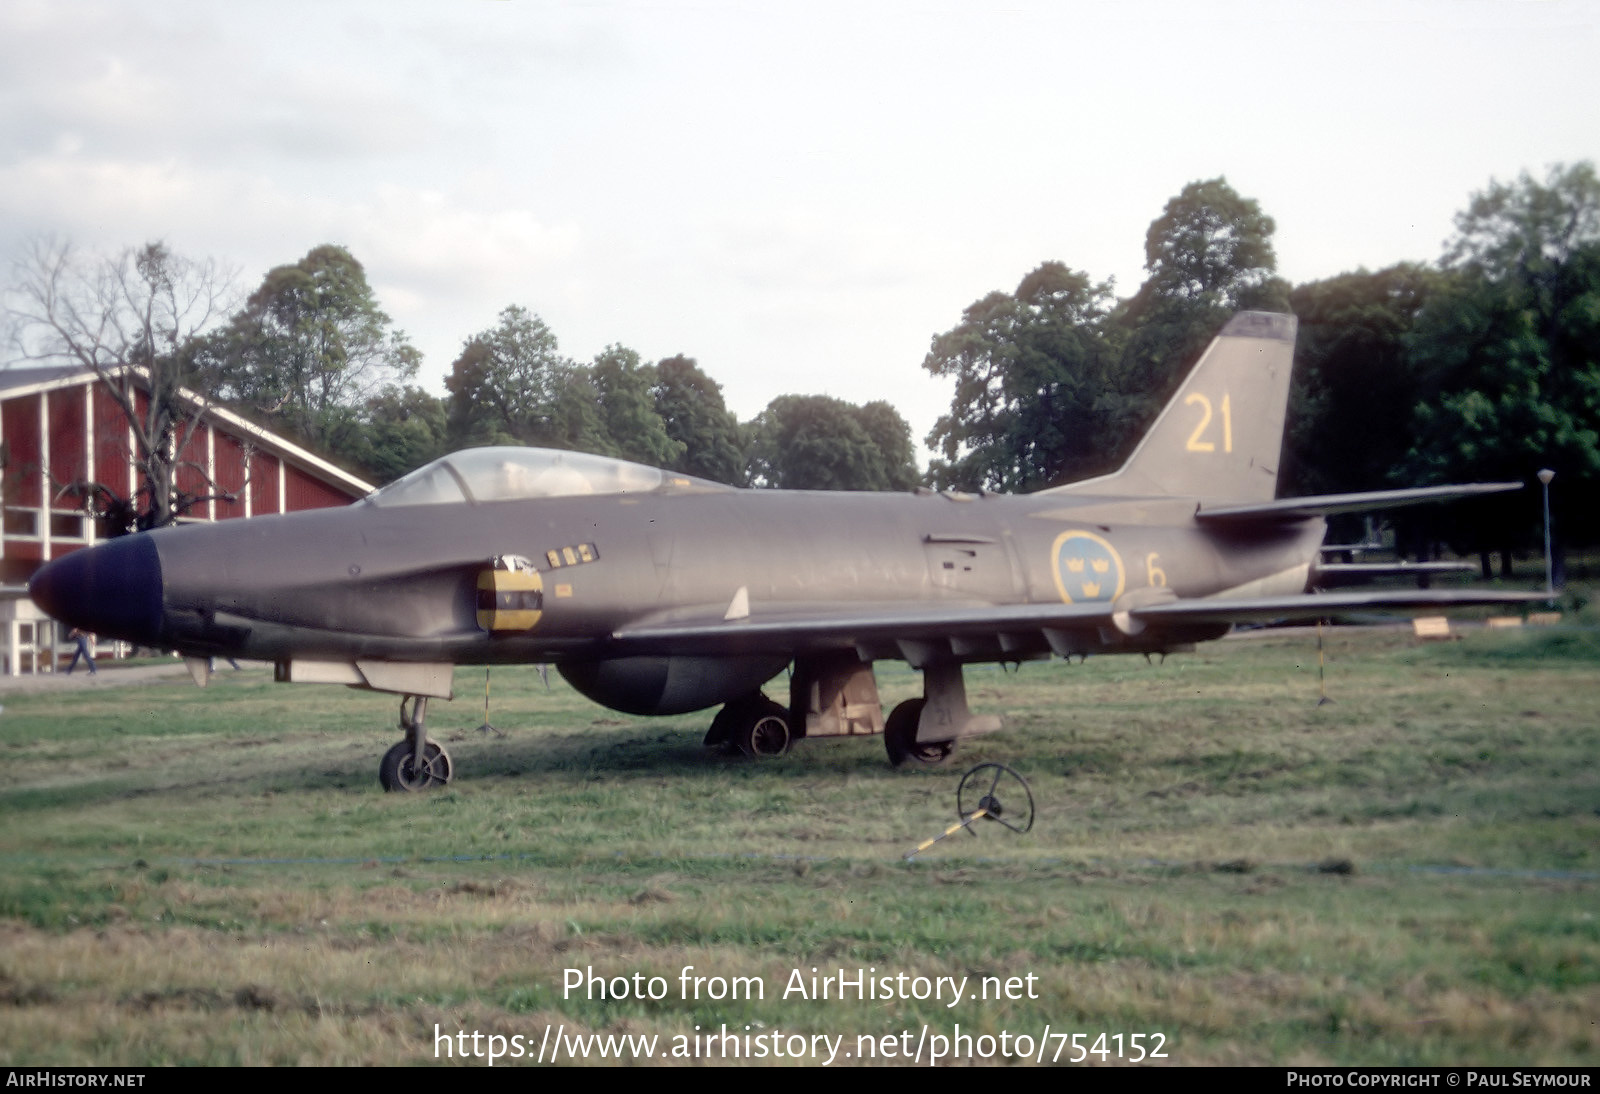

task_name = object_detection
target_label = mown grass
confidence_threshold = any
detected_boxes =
[0,623,1596,1066]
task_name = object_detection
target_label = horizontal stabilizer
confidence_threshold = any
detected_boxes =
[1197,483,1523,523]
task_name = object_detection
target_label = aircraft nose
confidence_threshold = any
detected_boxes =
[28,534,165,644]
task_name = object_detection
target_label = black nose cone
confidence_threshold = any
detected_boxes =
[28,534,164,643]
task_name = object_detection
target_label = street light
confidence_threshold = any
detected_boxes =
[1537,468,1555,596]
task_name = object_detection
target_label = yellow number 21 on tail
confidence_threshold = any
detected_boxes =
[1184,392,1232,453]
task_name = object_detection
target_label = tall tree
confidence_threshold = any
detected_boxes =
[851,399,920,491]
[1400,163,1600,554]
[343,385,448,485]
[1138,176,1281,310]
[1283,263,1441,499]
[5,237,235,530]
[204,244,419,450]
[590,345,683,468]
[923,262,1114,492]
[748,395,918,490]
[444,305,607,453]
[922,183,1287,494]
[652,355,747,485]
[1444,162,1600,285]
[1111,178,1289,455]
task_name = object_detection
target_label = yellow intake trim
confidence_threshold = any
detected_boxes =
[476,569,545,631]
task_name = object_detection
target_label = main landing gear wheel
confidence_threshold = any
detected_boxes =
[379,739,453,791]
[737,708,791,758]
[707,697,793,754]
[706,694,792,758]
[884,697,954,767]
[956,762,1035,834]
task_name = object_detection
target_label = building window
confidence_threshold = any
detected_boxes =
[49,512,86,540]
[3,509,38,537]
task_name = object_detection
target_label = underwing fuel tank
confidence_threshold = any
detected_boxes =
[557,653,793,716]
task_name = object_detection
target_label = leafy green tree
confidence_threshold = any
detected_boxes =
[1138,176,1282,309]
[748,395,918,490]
[444,305,560,446]
[923,183,1288,495]
[342,385,448,485]
[652,355,748,485]
[590,345,683,468]
[923,262,1115,492]
[851,400,920,491]
[1111,178,1289,453]
[444,305,608,453]
[204,245,419,450]
[1400,163,1600,560]
[1444,162,1600,287]
[1283,264,1440,499]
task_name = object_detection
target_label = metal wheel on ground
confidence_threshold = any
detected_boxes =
[956,762,1035,833]
[884,697,954,767]
[736,708,792,758]
[709,694,793,758]
[379,739,453,791]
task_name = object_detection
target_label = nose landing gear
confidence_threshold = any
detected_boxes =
[378,694,453,791]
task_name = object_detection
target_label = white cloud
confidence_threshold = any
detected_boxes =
[2,0,1597,458]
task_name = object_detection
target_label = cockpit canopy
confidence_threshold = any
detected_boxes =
[368,447,725,507]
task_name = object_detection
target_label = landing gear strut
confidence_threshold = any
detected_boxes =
[379,694,453,791]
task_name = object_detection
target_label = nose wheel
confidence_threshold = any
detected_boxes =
[378,694,454,791]
[379,739,452,791]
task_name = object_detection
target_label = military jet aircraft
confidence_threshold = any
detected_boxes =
[28,312,1547,790]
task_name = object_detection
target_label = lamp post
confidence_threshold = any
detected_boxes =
[1537,468,1555,596]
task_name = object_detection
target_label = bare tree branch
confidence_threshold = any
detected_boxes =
[4,237,239,531]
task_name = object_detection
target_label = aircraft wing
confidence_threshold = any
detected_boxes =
[609,588,1552,658]
[611,599,1120,656]
[1129,588,1552,625]
[1196,483,1523,523]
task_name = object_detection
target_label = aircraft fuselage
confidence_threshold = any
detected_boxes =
[53,485,1323,680]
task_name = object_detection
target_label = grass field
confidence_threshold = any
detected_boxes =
[1,620,1596,1066]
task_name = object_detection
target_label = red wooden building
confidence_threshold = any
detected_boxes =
[0,365,373,673]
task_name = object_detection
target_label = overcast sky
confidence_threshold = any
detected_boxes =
[2,0,1596,457]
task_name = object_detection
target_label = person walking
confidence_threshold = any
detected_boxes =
[66,627,97,675]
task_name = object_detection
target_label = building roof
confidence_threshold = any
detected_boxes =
[0,365,88,394]
[0,363,375,497]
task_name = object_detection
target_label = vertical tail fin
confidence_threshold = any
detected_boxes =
[1046,311,1297,502]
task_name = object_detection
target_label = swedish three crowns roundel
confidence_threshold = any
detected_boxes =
[1051,530,1126,605]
